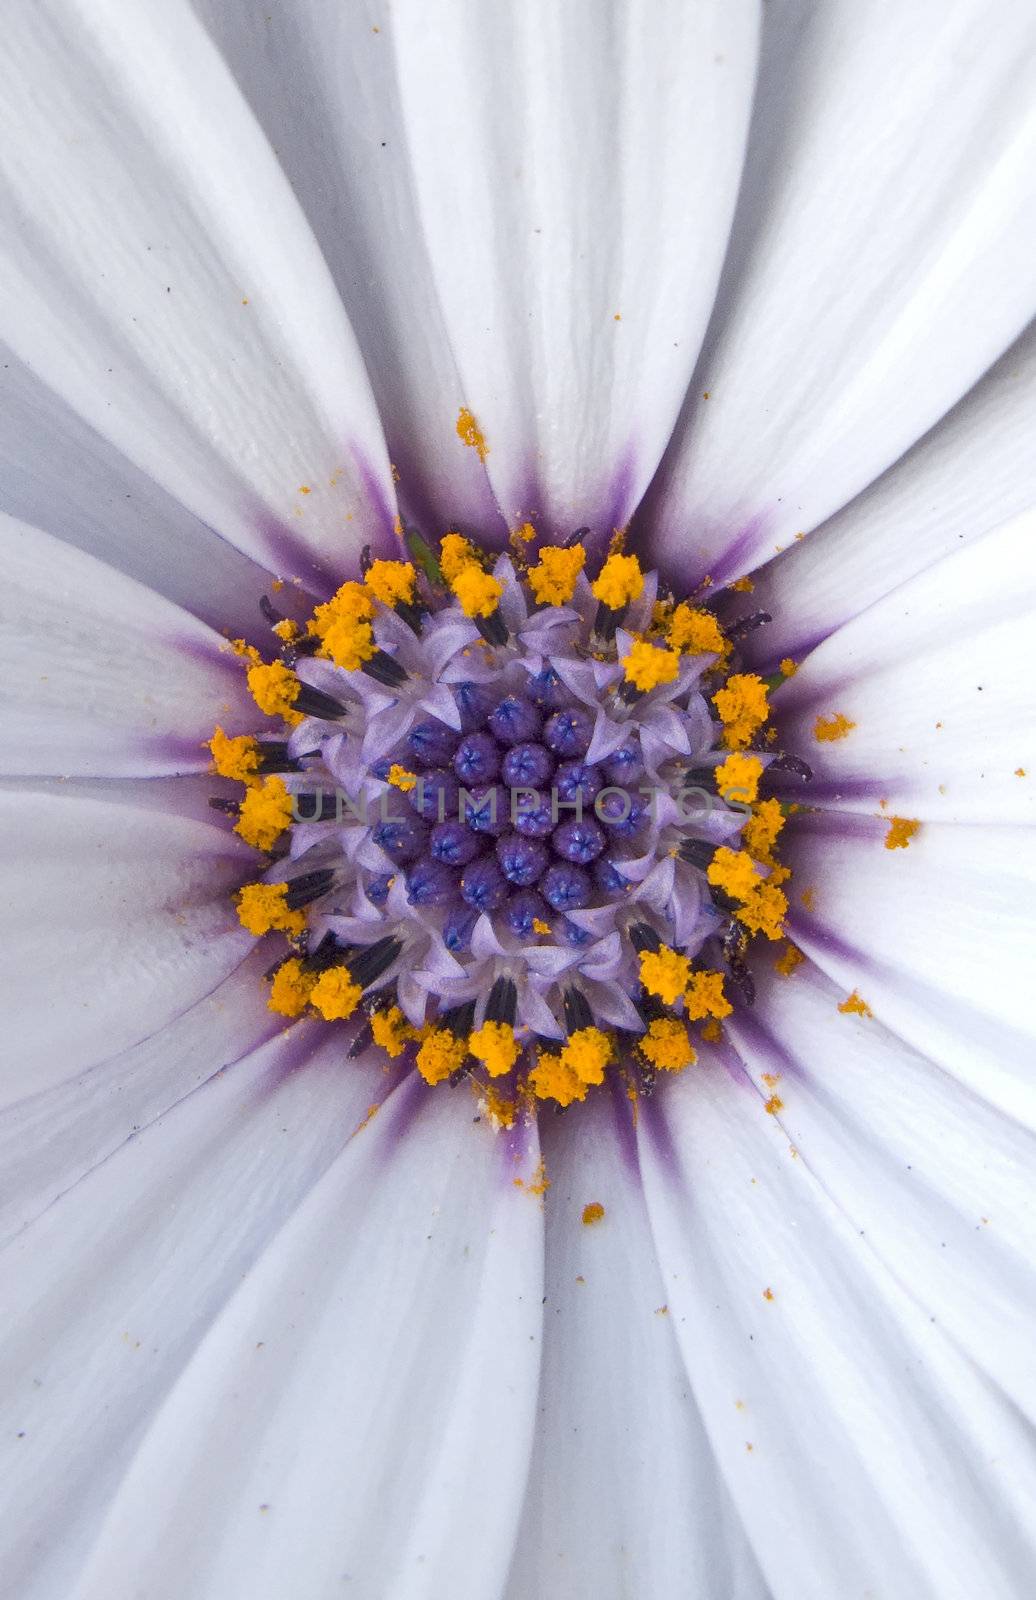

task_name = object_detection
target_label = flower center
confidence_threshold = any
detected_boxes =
[208,528,807,1126]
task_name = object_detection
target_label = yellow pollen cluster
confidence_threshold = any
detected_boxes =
[365,559,416,608]
[528,1027,613,1105]
[707,847,761,901]
[684,970,732,1021]
[310,582,376,671]
[667,604,726,658]
[370,1005,420,1058]
[386,764,417,792]
[591,552,643,609]
[309,967,362,1021]
[639,945,691,1005]
[735,882,788,941]
[451,565,504,619]
[775,942,804,978]
[468,1021,519,1077]
[885,816,921,850]
[640,1017,696,1072]
[838,989,872,1017]
[527,545,586,605]
[235,775,294,852]
[742,798,786,861]
[528,1052,584,1107]
[246,660,303,724]
[715,752,763,804]
[208,726,260,785]
[621,639,680,692]
[713,673,770,749]
[416,1029,467,1085]
[439,532,481,582]
[268,958,316,1017]
[456,406,489,460]
[779,658,798,678]
[236,882,306,937]
[814,713,855,742]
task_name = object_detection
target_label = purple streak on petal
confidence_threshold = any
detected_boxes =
[606,1071,641,1178]
[781,777,890,808]
[784,911,860,967]
[244,504,340,601]
[352,443,402,558]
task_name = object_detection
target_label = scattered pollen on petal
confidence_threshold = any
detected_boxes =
[838,989,873,1017]
[774,942,804,978]
[456,406,489,461]
[885,816,921,850]
[814,712,856,742]
[581,1201,606,1226]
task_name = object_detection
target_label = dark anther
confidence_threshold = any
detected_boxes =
[628,921,662,954]
[283,635,321,666]
[593,600,625,642]
[394,599,425,636]
[441,999,477,1038]
[682,765,719,794]
[475,611,509,648]
[208,796,240,816]
[725,610,773,640]
[485,975,518,1026]
[360,543,373,577]
[259,594,284,627]
[722,924,756,1007]
[284,867,336,911]
[617,679,644,705]
[562,987,594,1034]
[349,936,404,990]
[765,750,813,783]
[361,650,409,688]
[294,684,349,721]
[291,791,341,823]
[308,932,347,971]
[562,526,590,549]
[634,992,667,1025]
[348,1020,374,1058]
[677,838,715,872]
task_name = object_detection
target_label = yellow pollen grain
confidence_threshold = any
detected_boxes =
[416,1029,467,1085]
[715,752,763,804]
[713,673,770,749]
[667,603,726,658]
[234,775,295,852]
[451,565,504,619]
[885,816,921,850]
[386,764,417,792]
[591,552,643,609]
[268,958,315,1017]
[456,406,489,461]
[814,712,856,742]
[309,967,363,1022]
[476,1080,517,1129]
[532,917,552,936]
[775,942,804,978]
[838,989,873,1017]
[640,1017,696,1072]
[439,532,481,582]
[246,660,303,725]
[684,970,733,1022]
[800,887,816,911]
[310,580,374,633]
[764,1094,784,1115]
[706,847,761,902]
[1016,767,1027,778]
[528,1051,587,1107]
[468,1020,519,1078]
[514,520,536,544]
[742,798,786,862]
[514,1158,550,1197]
[365,559,417,608]
[527,544,586,606]
[370,1005,418,1058]
[736,881,788,941]
[621,638,680,692]
[763,1287,775,1301]
[561,1026,613,1086]
[582,1201,606,1226]
[639,945,691,1006]
[779,658,798,678]
[272,618,300,643]
[700,1018,723,1043]
[235,882,306,938]
[730,576,754,593]
[208,726,260,785]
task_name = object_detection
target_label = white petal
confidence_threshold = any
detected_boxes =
[389,0,759,537]
[69,1082,543,1600]
[190,0,507,538]
[505,1090,767,1600]
[644,0,1036,581]
[0,1026,394,1600]
[639,1063,1036,1600]
[0,948,278,1246]
[773,508,1036,822]
[748,320,1036,661]
[0,0,395,590]
[728,960,1036,1420]
[0,350,278,636]
[0,780,252,1106]
[784,815,1036,1130]
[0,513,257,777]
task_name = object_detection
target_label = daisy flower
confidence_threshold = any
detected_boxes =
[1,2,1034,1598]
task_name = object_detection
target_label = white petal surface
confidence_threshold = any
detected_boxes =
[191,0,506,539]
[727,961,1036,1420]
[773,509,1036,822]
[0,0,396,594]
[0,947,278,1247]
[505,1089,767,1600]
[390,0,759,538]
[644,0,1036,583]
[748,320,1036,661]
[0,1024,394,1600]
[70,1081,544,1600]
[0,513,256,778]
[784,815,1036,1130]
[0,781,252,1105]
[639,1062,1036,1600]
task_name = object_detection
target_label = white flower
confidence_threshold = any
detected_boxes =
[0,3,1034,1598]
